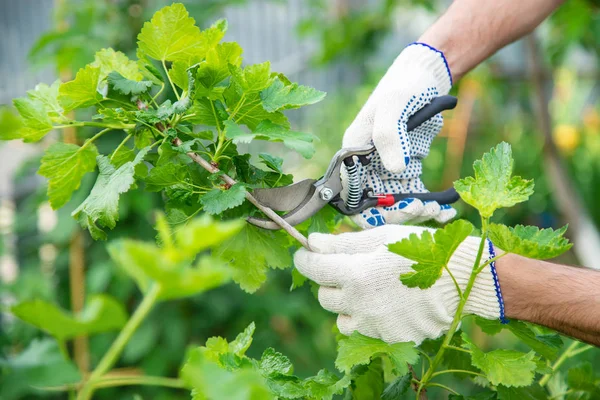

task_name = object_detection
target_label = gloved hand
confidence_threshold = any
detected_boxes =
[294,225,504,345]
[342,43,456,229]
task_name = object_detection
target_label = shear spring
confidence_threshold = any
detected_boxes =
[345,160,361,209]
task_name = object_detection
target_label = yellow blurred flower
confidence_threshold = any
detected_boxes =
[553,124,580,152]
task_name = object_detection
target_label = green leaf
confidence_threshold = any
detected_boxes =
[197,42,243,91]
[95,107,136,125]
[259,153,285,174]
[161,256,233,301]
[232,154,269,184]
[137,4,224,64]
[200,183,247,215]
[387,220,474,289]
[474,318,562,360]
[145,163,191,192]
[563,362,600,398]
[303,370,351,400]
[187,98,224,126]
[224,86,289,130]
[474,316,504,335]
[92,48,142,81]
[27,80,64,118]
[0,339,81,399]
[181,348,274,400]
[135,127,155,149]
[335,332,418,376]
[58,64,103,112]
[137,99,176,124]
[12,97,53,142]
[259,348,293,376]
[567,362,600,395]
[7,79,66,143]
[495,384,548,400]
[0,107,25,141]
[169,61,190,89]
[260,77,326,112]
[185,323,348,400]
[382,374,412,400]
[138,56,164,85]
[203,322,255,365]
[290,268,308,291]
[454,142,534,218]
[217,225,292,293]
[109,241,231,301]
[172,63,200,114]
[110,145,135,168]
[39,142,99,209]
[351,358,384,399]
[506,321,563,360]
[225,120,316,159]
[462,333,537,387]
[107,72,153,96]
[72,148,149,240]
[263,375,306,400]
[230,62,273,93]
[109,216,241,299]
[171,215,244,261]
[11,295,127,341]
[488,224,572,259]
[229,322,256,356]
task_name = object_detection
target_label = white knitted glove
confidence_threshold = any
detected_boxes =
[342,43,456,229]
[294,225,504,345]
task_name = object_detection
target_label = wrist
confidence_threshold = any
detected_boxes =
[396,43,453,94]
[494,253,550,323]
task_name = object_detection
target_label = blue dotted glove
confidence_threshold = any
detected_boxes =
[341,43,456,228]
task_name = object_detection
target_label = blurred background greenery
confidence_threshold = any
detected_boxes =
[1,0,600,399]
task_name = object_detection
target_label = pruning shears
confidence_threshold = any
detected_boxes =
[247,95,460,230]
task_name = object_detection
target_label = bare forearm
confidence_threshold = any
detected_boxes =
[496,253,600,346]
[419,0,565,81]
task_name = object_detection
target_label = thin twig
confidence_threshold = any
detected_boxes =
[425,382,459,395]
[408,364,428,400]
[172,138,310,248]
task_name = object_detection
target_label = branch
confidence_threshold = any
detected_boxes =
[172,138,310,249]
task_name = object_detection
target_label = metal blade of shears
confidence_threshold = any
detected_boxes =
[251,179,317,211]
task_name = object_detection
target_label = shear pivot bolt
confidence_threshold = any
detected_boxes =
[320,187,334,201]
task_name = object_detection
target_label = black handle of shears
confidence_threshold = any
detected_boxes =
[406,95,458,131]
[391,188,460,205]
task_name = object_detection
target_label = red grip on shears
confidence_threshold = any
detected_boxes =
[376,194,396,207]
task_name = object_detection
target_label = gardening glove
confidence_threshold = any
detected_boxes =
[342,43,456,229]
[294,225,505,345]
